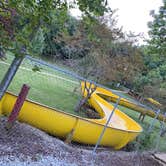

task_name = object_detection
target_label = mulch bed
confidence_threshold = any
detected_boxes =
[0,116,163,166]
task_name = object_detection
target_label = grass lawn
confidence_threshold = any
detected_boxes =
[0,53,87,117]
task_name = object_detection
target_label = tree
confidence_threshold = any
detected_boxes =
[31,28,45,56]
[0,0,109,99]
[78,13,144,86]
[134,1,166,112]
[0,1,108,57]
[148,0,166,111]
[147,0,166,62]
[54,11,144,87]
[42,14,81,60]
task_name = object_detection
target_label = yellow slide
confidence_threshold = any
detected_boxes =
[98,87,165,123]
[0,82,142,149]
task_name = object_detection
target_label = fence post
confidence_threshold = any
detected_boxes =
[93,96,121,154]
[6,84,30,130]
[155,112,166,151]
[147,109,160,133]
[0,56,24,100]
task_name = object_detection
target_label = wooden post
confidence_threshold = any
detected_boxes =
[6,84,30,130]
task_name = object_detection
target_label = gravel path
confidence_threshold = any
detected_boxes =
[0,117,163,166]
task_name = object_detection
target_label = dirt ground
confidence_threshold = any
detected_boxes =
[0,117,164,166]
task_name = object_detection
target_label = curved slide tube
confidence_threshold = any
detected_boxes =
[98,87,166,123]
[0,83,142,149]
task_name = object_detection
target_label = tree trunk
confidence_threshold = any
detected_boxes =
[0,56,24,99]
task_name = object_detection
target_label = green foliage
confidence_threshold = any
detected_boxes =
[147,69,163,85]
[42,14,83,60]
[159,63,166,79]
[132,1,166,111]
[0,0,108,58]
[0,1,67,57]
[136,132,157,151]
[30,28,45,56]
[77,0,109,16]
[148,0,166,58]
[133,74,149,90]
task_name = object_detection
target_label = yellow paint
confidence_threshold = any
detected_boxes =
[0,95,5,116]
[0,83,142,149]
[146,98,162,107]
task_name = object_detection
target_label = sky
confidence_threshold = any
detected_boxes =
[70,0,163,42]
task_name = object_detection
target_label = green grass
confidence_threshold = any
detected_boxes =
[0,53,87,118]
[112,102,166,152]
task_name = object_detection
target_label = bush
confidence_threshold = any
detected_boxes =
[30,28,45,56]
